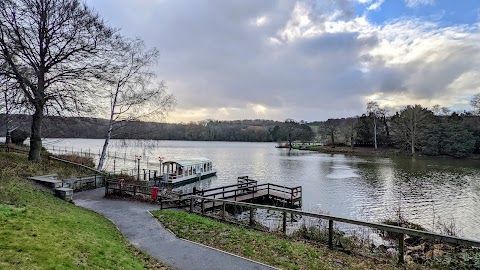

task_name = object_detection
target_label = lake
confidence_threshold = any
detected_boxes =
[42,138,480,240]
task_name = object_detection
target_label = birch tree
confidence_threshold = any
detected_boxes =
[96,39,175,171]
[0,0,115,160]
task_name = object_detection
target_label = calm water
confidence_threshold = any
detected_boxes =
[42,138,480,240]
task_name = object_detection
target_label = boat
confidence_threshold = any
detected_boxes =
[160,157,217,185]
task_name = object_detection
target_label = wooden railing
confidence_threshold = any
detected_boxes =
[179,177,301,204]
[184,195,480,264]
[105,179,155,197]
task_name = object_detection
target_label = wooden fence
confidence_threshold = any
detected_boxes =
[182,195,480,264]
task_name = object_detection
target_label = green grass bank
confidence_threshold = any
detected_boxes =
[0,150,168,269]
[152,210,400,270]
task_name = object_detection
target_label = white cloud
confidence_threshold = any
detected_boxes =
[86,0,480,122]
[252,16,268,26]
[405,0,435,8]
[367,0,385,11]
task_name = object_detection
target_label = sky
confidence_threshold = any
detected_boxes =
[85,0,480,123]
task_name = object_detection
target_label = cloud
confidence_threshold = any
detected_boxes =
[405,0,435,8]
[86,0,480,122]
[367,0,385,11]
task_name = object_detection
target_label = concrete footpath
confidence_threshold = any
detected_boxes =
[74,188,276,270]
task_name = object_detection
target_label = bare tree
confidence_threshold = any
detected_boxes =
[96,39,175,171]
[0,0,115,160]
[470,94,480,115]
[391,105,433,155]
[367,101,381,149]
[323,118,340,147]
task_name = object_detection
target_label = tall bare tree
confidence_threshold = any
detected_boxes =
[391,105,433,155]
[0,0,115,160]
[470,94,480,115]
[96,39,175,171]
[367,101,380,149]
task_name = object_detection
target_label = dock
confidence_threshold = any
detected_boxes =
[179,176,302,210]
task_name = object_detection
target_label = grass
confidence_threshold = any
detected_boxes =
[152,210,401,270]
[0,150,169,269]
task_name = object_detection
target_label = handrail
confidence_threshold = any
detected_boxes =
[179,181,258,198]
[49,155,106,175]
[188,195,480,264]
[182,183,299,200]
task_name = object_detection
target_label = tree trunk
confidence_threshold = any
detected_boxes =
[383,116,390,138]
[331,130,335,148]
[411,138,415,154]
[97,122,112,171]
[4,91,11,144]
[28,107,44,161]
[98,88,119,171]
[374,118,377,149]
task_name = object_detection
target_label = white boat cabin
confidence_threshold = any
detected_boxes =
[161,157,216,184]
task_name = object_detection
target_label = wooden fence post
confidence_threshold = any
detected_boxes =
[190,197,194,213]
[249,207,254,226]
[222,203,226,220]
[282,211,287,234]
[201,199,205,215]
[398,233,405,264]
[328,219,334,249]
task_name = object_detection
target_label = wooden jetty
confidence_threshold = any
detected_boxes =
[179,176,302,210]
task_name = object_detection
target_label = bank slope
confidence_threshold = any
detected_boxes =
[0,151,168,269]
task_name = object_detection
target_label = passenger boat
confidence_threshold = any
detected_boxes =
[161,157,216,185]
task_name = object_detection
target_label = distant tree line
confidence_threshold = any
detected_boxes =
[3,101,480,158]
[312,103,480,158]
[0,115,315,143]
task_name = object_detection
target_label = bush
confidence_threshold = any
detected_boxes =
[10,129,29,145]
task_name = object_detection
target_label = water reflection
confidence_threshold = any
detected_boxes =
[42,138,480,240]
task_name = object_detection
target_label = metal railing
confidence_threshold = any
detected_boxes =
[184,195,480,264]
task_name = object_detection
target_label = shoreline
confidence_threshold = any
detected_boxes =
[282,145,480,160]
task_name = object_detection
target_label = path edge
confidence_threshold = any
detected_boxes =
[148,210,280,270]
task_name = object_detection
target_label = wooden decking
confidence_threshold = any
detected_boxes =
[180,176,302,210]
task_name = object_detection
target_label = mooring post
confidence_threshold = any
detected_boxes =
[398,233,405,264]
[249,207,254,226]
[201,199,205,215]
[282,211,287,234]
[189,197,194,213]
[328,219,334,249]
[222,203,226,220]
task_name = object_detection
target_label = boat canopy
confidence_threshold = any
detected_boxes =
[163,157,211,167]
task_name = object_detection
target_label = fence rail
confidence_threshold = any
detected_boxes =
[179,176,302,206]
[184,195,480,264]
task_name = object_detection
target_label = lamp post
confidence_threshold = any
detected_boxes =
[135,155,142,180]
[158,156,164,179]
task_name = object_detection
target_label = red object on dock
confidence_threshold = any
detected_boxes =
[151,187,159,201]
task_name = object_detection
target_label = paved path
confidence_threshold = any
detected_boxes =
[74,188,275,270]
